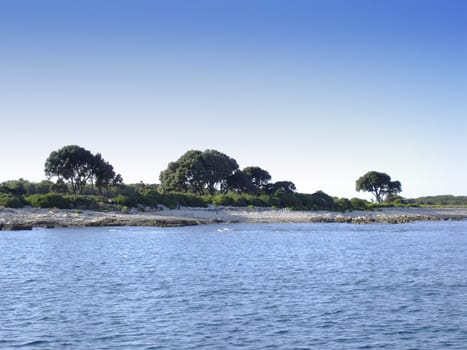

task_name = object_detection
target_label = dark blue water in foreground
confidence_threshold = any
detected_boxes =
[1,222,467,349]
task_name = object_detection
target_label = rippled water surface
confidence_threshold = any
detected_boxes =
[1,222,467,349]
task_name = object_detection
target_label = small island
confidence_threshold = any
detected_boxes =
[1,145,466,230]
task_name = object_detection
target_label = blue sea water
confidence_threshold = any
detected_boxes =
[1,221,467,349]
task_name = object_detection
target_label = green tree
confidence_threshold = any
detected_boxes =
[159,150,205,194]
[265,181,296,195]
[243,166,271,192]
[356,171,402,203]
[202,149,239,194]
[34,180,55,194]
[45,145,94,194]
[45,145,122,194]
[92,153,121,194]
[159,149,239,195]
[1,179,27,196]
[306,191,335,210]
[225,170,255,193]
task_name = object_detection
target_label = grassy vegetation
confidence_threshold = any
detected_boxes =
[2,178,467,211]
[408,195,467,208]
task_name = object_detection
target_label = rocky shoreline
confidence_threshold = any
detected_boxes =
[0,208,217,231]
[0,207,466,231]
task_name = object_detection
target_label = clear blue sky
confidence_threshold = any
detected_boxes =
[1,0,466,199]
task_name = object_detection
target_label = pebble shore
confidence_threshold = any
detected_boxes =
[1,207,466,231]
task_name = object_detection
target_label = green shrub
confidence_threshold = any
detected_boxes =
[26,194,71,209]
[350,197,370,210]
[297,191,336,211]
[231,194,249,207]
[278,192,304,209]
[138,189,161,207]
[210,194,233,206]
[0,194,24,208]
[157,194,178,209]
[259,194,278,207]
[114,194,138,207]
[176,193,208,207]
[137,190,208,209]
[27,193,106,210]
[241,194,268,207]
[206,193,270,208]
[65,195,105,210]
[334,197,353,212]
[377,202,395,208]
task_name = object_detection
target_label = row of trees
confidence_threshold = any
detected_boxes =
[41,146,297,198]
[158,149,402,203]
[1,145,403,209]
[159,149,296,196]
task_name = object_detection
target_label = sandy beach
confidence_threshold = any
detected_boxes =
[1,206,466,230]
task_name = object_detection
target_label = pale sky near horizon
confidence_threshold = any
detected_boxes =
[1,0,466,199]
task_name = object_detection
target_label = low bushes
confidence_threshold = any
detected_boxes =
[14,189,374,212]
[208,193,269,207]
[65,195,106,210]
[0,194,24,208]
[26,193,71,209]
[350,197,370,210]
[26,194,106,210]
[114,194,138,208]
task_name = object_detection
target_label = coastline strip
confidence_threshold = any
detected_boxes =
[1,207,466,231]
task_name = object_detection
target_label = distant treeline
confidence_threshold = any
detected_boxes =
[1,145,464,211]
[0,145,370,211]
[1,178,465,211]
[408,195,467,207]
